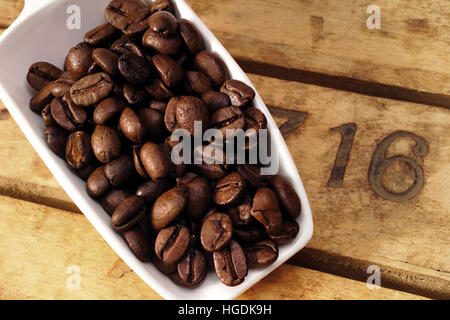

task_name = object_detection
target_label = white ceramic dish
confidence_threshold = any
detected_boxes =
[0,0,313,300]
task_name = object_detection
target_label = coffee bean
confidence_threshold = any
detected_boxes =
[245,107,267,132]
[151,187,188,230]
[234,226,263,244]
[123,226,151,262]
[142,29,183,56]
[226,193,252,227]
[136,179,172,203]
[51,94,87,132]
[150,0,175,14]
[41,103,54,126]
[132,146,149,179]
[237,164,268,188]
[144,78,175,100]
[149,100,167,113]
[66,131,93,170]
[105,0,149,31]
[70,72,114,107]
[193,51,229,87]
[44,126,67,158]
[179,175,212,221]
[152,255,178,274]
[100,188,130,215]
[245,239,278,267]
[138,107,166,141]
[93,97,125,125]
[27,62,63,91]
[50,79,75,98]
[84,23,120,47]
[201,90,231,114]
[86,165,111,198]
[213,172,245,207]
[118,53,152,84]
[123,83,148,105]
[30,82,54,113]
[211,106,245,139]
[200,212,233,252]
[179,19,204,54]
[91,125,122,163]
[140,142,171,182]
[220,80,255,108]
[148,11,178,36]
[184,71,212,96]
[104,155,134,187]
[174,248,207,287]
[270,175,301,219]
[119,107,146,144]
[64,42,93,80]
[270,219,300,245]
[153,54,184,88]
[111,36,143,56]
[112,195,146,232]
[122,8,151,37]
[213,240,247,286]
[251,188,283,236]
[164,96,209,135]
[155,224,190,264]
[92,48,119,76]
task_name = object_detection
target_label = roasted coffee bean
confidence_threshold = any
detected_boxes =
[237,164,268,188]
[193,51,229,87]
[270,175,301,219]
[151,187,188,230]
[111,36,142,56]
[149,100,167,113]
[122,8,151,36]
[194,163,227,180]
[100,188,130,215]
[86,165,111,197]
[245,107,267,132]
[251,188,283,236]
[44,126,68,158]
[270,219,300,245]
[213,240,247,286]
[234,226,262,244]
[152,255,178,274]
[148,11,178,36]
[66,131,93,170]
[41,103,54,126]
[84,22,120,47]
[200,212,233,252]
[144,78,174,100]
[123,226,151,262]
[220,80,255,108]
[142,29,183,56]
[164,96,209,135]
[50,79,75,98]
[74,163,98,181]
[91,125,122,163]
[179,175,212,221]
[27,62,63,91]
[87,61,101,75]
[105,0,149,31]
[152,54,184,88]
[119,107,146,144]
[93,97,125,125]
[150,0,174,14]
[174,248,207,287]
[118,53,152,84]
[138,107,166,141]
[64,42,93,80]
[179,19,204,54]
[123,84,148,105]
[104,155,134,187]
[58,71,80,81]
[111,195,146,232]
[136,179,172,203]
[29,82,54,113]
[245,239,278,267]
[184,71,212,96]
[211,106,245,140]
[51,94,87,132]
[155,224,190,264]
[213,172,245,207]
[140,142,170,182]
[70,72,114,107]
[92,48,119,76]
[132,146,149,179]
[227,193,252,227]
[201,90,230,113]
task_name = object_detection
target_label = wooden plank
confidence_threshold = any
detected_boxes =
[0,195,425,300]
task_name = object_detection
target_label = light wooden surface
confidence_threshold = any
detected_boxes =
[0,0,449,300]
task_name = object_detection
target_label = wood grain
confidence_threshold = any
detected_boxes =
[0,195,425,300]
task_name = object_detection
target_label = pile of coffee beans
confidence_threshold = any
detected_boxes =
[26,0,301,288]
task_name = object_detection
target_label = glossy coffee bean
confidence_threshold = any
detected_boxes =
[234,226,263,244]
[179,175,212,222]
[51,94,87,132]
[148,11,178,36]
[140,142,170,182]
[213,172,245,207]
[105,0,149,31]
[213,240,247,286]
[132,146,148,179]
[184,71,212,96]
[27,62,63,91]
[50,79,75,98]
[86,165,111,198]
[44,126,68,158]
[138,107,166,141]
[174,248,207,287]
[245,107,267,132]
[111,36,144,56]
[104,155,134,187]
[193,51,229,87]
[270,219,300,245]
[41,103,54,126]
[29,82,54,113]
[194,163,227,180]
[100,188,130,215]
[251,188,283,236]
[179,19,204,54]
[135,179,172,203]
[245,239,278,267]
[220,80,255,108]
[123,84,148,106]
[152,54,184,88]
[123,227,151,262]
[142,29,183,56]
[164,96,209,135]
[200,212,233,252]
[155,224,190,264]
[151,187,188,230]
[237,164,268,188]
[70,72,114,107]
[93,97,125,125]
[122,8,151,37]
[111,195,146,232]
[270,175,302,219]
[119,107,146,144]
[150,0,174,14]
[149,100,167,113]
[227,193,252,227]
[64,42,93,80]
[144,78,174,100]
[66,131,93,170]
[152,255,178,274]
[84,22,120,47]
[92,48,119,76]
[91,125,122,163]
[201,90,230,113]
[118,53,152,84]
[211,106,245,139]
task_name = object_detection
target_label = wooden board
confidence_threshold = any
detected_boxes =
[0,195,425,300]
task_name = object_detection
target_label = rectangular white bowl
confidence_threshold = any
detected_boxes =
[0,0,313,300]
